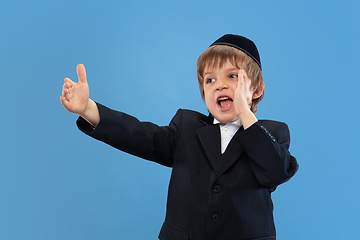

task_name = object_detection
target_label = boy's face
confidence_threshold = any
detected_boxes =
[203,61,255,123]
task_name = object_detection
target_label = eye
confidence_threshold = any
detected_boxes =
[206,78,215,83]
[229,74,238,79]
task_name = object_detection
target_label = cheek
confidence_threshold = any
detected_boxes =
[203,93,214,109]
[202,87,208,99]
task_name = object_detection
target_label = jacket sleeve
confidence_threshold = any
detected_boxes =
[235,121,299,189]
[76,103,181,167]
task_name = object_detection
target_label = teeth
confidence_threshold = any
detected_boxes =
[218,97,229,101]
[217,97,231,107]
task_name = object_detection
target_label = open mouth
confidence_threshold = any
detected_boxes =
[217,96,233,109]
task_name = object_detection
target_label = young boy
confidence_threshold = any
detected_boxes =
[60,34,298,240]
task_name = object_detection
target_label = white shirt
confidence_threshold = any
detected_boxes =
[213,119,242,154]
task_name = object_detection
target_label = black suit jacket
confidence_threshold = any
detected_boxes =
[77,103,299,240]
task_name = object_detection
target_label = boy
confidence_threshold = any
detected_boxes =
[60,34,298,240]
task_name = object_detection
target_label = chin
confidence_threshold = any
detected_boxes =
[214,114,237,124]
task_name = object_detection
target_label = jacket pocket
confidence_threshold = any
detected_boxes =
[158,221,189,240]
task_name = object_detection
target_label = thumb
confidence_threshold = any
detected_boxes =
[77,64,87,84]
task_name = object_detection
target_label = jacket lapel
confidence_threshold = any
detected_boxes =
[214,127,245,180]
[196,115,246,176]
[196,115,222,171]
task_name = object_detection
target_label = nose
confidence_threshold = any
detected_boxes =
[216,78,229,90]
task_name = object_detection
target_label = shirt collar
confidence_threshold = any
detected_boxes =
[213,118,242,127]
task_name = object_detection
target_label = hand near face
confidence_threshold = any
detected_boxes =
[234,69,253,116]
[233,69,261,129]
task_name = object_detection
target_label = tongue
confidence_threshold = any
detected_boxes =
[220,99,232,108]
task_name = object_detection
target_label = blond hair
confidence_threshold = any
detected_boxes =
[197,45,264,113]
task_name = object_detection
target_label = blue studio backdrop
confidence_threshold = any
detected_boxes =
[1,0,359,239]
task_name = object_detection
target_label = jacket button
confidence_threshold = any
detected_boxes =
[212,213,219,223]
[213,185,221,193]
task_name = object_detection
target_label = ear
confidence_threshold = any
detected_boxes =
[252,81,265,99]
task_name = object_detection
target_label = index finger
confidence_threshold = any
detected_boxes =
[240,69,251,81]
[237,69,245,87]
[76,64,87,84]
[240,69,252,86]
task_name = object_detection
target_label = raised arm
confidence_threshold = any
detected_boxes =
[60,64,100,127]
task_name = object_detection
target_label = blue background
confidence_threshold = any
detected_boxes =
[1,0,359,239]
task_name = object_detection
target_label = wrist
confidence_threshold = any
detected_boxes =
[83,99,95,116]
[238,109,257,130]
[79,99,100,127]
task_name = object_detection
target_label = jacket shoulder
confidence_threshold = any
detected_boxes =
[258,119,287,126]
[257,119,291,149]
[174,109,209,123]
[258,119,289,132]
